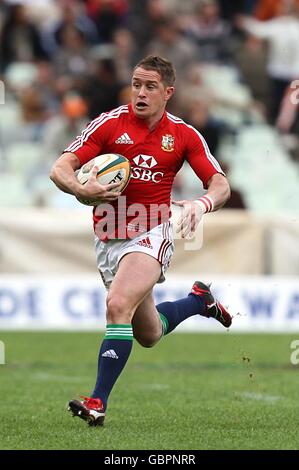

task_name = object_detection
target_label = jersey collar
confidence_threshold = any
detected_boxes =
[128,103,168,131]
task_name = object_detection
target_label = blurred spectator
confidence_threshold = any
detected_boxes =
[254,0,299,20]
[118,83,131,105]
[85,0,128,43]
[21,0,61,30]
[147,0,254,18]
[146,15,199,85]
[112,27,136,83]
[177,63,216,120]
[128,0,168,58]
[52,25,91,77]
[221,163,247,209]
[237,1,299,122]
[224,188,247,209]
[49,0,99,54]
[218,0,257,19]
[19,86,47,130]
[4,62,39,94]
[234,35,271,112]
[183,95,223,157]
[42,93,89,164]
[33,61,61,115]
[0,0,8,30]
[0,3,48,72]
[1,85,47,145]
[80,54,123,119]
[183,0,233,64]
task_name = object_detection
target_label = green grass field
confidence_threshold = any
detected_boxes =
[0,332,298,450]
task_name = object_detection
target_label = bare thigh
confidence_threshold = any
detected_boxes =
[106,252,161,325]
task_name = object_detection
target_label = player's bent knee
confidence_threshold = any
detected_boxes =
[135,338,156,348]
[106,295,133,324]
[134,333,160,348]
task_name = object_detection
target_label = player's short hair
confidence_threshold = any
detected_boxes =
[133,55,176,87]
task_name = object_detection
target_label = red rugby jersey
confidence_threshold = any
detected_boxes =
[64,104,224,239]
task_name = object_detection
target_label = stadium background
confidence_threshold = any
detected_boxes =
[0,0,299,451]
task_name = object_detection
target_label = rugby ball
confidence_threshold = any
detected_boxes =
[76,153,131,205]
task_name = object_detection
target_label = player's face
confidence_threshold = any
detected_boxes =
[131,67,174,125]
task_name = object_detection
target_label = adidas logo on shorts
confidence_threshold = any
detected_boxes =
[136,236,153,249]
[102,349,119,359]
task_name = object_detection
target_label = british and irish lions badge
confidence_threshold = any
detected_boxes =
[161,134,175,152]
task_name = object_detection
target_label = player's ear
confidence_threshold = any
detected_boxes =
[165,86,175,101]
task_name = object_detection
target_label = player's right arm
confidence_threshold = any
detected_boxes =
[50,152,122,203]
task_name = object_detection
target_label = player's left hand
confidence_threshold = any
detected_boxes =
[172,200,204,239]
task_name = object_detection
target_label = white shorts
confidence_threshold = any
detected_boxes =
[95,222,174,289]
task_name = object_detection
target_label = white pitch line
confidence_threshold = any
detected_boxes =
[31,372,90,383]
[238,392,282,403]
[142,383,170,391]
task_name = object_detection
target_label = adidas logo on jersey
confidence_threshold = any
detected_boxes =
[102,349,119,359]
[115,133,134,144]
[136,236,153,249]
